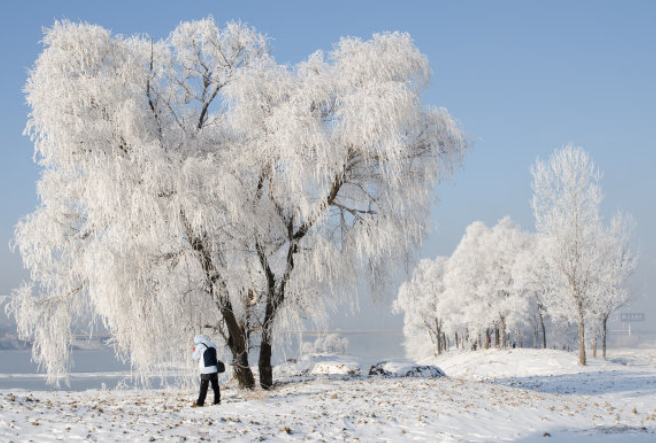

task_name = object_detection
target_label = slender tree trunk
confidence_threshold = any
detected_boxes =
[535,293,547,349]
[602,315,608,360]
[532,323,538,349]
[494,326,500,349]
[539,311,547,349]
[499,316,507,349]
[592,330,598,359]
[435,319,442,355]
[576,299,587,366]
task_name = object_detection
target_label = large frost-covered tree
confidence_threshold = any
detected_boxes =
[223,32,466,388]
[8,18,466,388]
[531,145,604,365]
[10,18,270,388]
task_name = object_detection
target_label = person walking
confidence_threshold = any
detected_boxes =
[192,334,221,407]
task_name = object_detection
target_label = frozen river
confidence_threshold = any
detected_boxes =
[0,330,406,391]
[0,349,133,391]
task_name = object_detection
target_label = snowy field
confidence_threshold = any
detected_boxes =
[1,346,655,442]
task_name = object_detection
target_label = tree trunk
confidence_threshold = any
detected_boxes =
[256,167,346,389]
[535,293,547,349]
[185,212,256,389]
[257,291,279,390]
[576,299,587,366]
[435,319,442,355]
[494,326,500,349]
[532,323,538,348]
[539,311,547,349]
[258,332,273,390]
[592,330,598,359]
[602,315,608,360]
[219,302,255,389]
[228,332,255,389]
[254,236,284,390]
[499,316,507,349]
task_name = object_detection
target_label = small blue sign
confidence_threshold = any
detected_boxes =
[620,313,645,322]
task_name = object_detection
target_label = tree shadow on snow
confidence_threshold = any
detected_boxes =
[492,370,656,397]
[509,425,654,443]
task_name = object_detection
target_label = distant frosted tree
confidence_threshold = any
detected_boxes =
[512,234,552,348]
[531,145,604,365]
[443,218,528,349]
[394,257,451,358]
[444,221,492,343]
[481,217,531,348]
[8,18,466,388]
[589,212,637,359]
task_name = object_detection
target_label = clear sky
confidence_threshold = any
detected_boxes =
[1,1,654,330]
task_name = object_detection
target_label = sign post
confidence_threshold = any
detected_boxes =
[620,313,645,336]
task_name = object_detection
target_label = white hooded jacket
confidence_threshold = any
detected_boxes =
[192,335,219,374]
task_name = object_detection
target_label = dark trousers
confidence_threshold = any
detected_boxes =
[197,372,220,406]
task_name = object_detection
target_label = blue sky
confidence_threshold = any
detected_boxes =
[1,1,654,329]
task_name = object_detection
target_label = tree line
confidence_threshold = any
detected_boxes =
[394,145,637,365]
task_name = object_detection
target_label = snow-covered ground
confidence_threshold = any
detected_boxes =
[1,347,655,442]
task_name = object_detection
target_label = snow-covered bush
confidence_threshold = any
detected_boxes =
[311,359,362,376]
[274,354,362,378]
[368,360,446,378]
